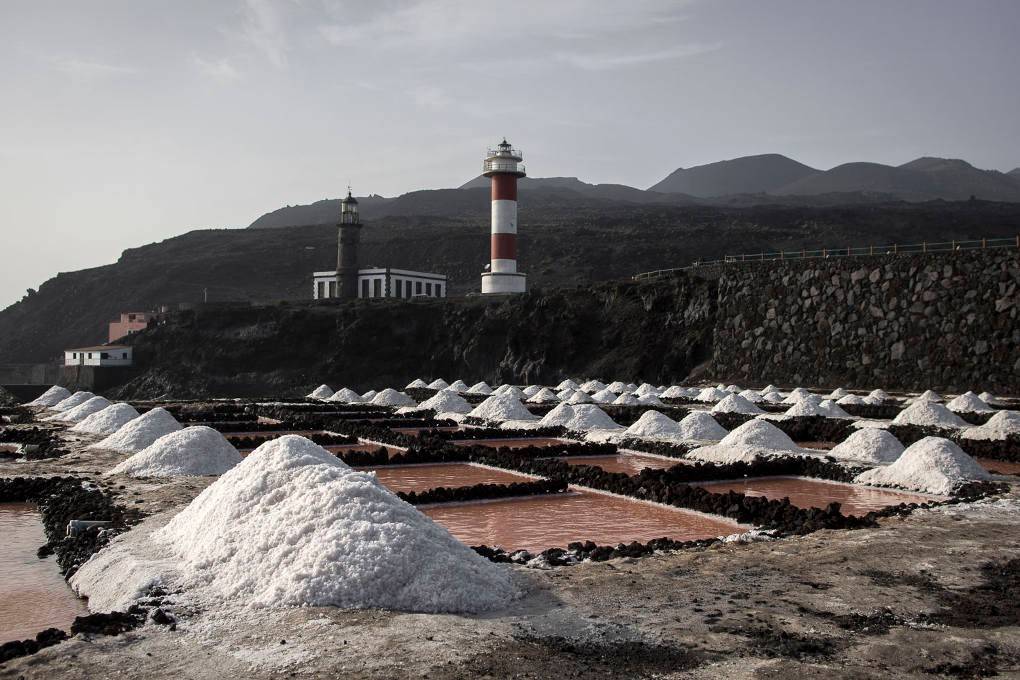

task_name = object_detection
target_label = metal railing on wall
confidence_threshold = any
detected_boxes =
[633,235,1020,281]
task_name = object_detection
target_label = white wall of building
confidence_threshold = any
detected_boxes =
[64,347,133,367]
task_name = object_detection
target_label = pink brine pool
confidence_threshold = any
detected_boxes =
[364,463,536,493]
[695,476,942,516]
[974,457,1020,476]
[422,490,740,553]
[562,454,681,475]
[450,438,566,450]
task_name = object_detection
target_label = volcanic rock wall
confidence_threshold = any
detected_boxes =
[710,249,1020,392]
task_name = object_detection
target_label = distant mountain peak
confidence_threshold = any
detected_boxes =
[649,154,818,197]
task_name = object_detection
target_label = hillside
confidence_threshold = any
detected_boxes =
[3,200,1020,364]
[648,154,818,196]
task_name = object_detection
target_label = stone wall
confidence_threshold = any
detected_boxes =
[710,249,1020,392]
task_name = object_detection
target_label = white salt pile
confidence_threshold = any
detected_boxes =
[724,384,742,393]
[556,379,580,391]
[71,403,140,436]
[327,388,365,403]
[567,391,594,404]
[50,391,96,412]
[826,429,905,465]
[635,383,660,397]
[677,412,729,441]
[606,381,629,393]
[448,380,469,393]
[467,381,493,395]
[961,410,1020,441]
[361,390,378,400]
[827,388,850,400]
[782,395,825,417]
[50,396,113,423]
[522,385,542,398]
[416,390,472,415]
[493,385,525,399]
[688,420,800,464]
[819,400,853,419]
[782,388,814,405]
[555,387,575,400]
[527,388,560,404]
[711,394,764,415]
[613,393,640,406]
[580,379,606,393]
[637,394,665,406]
[892,401,968,429]
[868,389,892,402]
[427,379,449,390]
[660,386,689,399]
[625,382,638,392]
[762,391,785,403]
[590,388,617,403]
[978,391,1002,406]
[738,389,765,403]
[107,426,241,478]
[911,389,944,404]
[91,407,182,453]
[565,404,623,431]
[468,394,538,422]
[837,394,867,406]
[762,384,781,393]
[307,385,334,400]
[405,378,429,389]
[946,391,995,414]
[539,402,575,427]
[624,411,683,439]
[27,386,71,407]
[695,387,728,403]
[854,437,990,495]
[371,389,416,408]
[155,436,515,612]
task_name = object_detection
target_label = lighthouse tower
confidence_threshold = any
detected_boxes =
[336,187,362,299]
[481,139,527,294]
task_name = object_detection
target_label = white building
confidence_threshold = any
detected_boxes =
[313,268,447,300]
[64,345,134,367]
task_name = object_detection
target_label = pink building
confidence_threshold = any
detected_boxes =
[109,312,151,343]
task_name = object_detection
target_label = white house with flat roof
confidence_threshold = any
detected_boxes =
[64,345,133,367]
[313,267,447,300]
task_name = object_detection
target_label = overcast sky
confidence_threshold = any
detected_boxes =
[1,0,1018,310]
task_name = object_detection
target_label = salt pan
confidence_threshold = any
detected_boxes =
[107,426,241,477]
[854,437,989,495]
[91,407,183,453]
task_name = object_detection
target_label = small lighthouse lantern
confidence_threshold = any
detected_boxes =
[340,187,359,225]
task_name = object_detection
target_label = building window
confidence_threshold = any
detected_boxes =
[122,352,128,359]
[361,279,369,298]
[415,281,423,295]
[426,283,433,296]
[316,281,325,299]
[395,279,403,297]
[373,278,382,298]
[101,352,109,360]
[328,281,337,298]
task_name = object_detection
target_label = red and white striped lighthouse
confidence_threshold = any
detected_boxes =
[481,139,527,294]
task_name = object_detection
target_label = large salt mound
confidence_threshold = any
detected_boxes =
[946,391,995,414]
[590,388,617,403]
[427,379,449,390]
[371,389,416,407]
[417,390,472,415]
[711,394,764,415]
[28,385,71,407]
[467,381,493,395]
[51,396,112,423]
[892,401,968,429]
[612,393,639,406]
[556,379,580,391]
[539,402,575,427]
[962,410,1020,441]
[91,408,183,453]
[448,380,469,393]
[405,378,429,389]
[567,404,622,431]
[819,399,853,419]
[695,387,728,403]
[307,385,334,400]
[71,403,140,435]
[469,394,537,422]
[567,391,593,404]
[827,429,905,465]
[677,412,728,441]
[688,420,799,464]
[634,383,659,397]
[527,388,560,404]
[624,411,682,439]
[327,388,365,403]
[107,426,241,478]
[854,437,990,495]
[156,436,515,612]
[51,391,96,412]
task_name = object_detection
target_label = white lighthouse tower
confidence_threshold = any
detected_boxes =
[481,139,527,294]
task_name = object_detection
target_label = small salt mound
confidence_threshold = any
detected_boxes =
[108,426,241,478]
[91,408,182,453]
[738,389,765,403]
[961,410,1020,441]
[762,384,780,394]
[405,378,429,389]
[854,437,990,495]
[625,383,638,392]
[868,389,892,402]
[660,386,687,399]
[782,388,814,405]
[539,402,575,427]
[448,380,469,393]
[819,400,853,419]
[724,384,741,393]
[555,379,580,391]
[555,388,575,400]
[946,391,995,414]
[51,391,96,412]
[634,383,659,397]
[156,436,515,612]
[696,387,728,403]
[783,395,826,417]
[837,394,867,406]
[978,391,1002,406]
[467,381,493,395]
[327,388,365,403]
[417,390,472,415]
[606,381,628,393]
[624,411,682,439]
[827,429,905,465]
[371,389,416,407]
[863,395,885,406]
[590,388,617,403]
[892,401,968,429]
[71,403,140,435]
[427,379,449,390]
[677,412,728,441]
[361,390,378,400]
[689,420,800,464]
[566,404,623,431]
[567,391,593,404]
[28,385,71,407]
[911,389,944,404]
[762,391,785,403]
[613,393,639,406]
[492,385,525,399]
[711,394,764,415]
[51,396,112,423]
[527,388,560,404]
[307,385,334,400]
[580,379,606,393]
[522,385,542,398]
[637,394,665,406]
[468,394,537,422]
[827,388,850,400]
